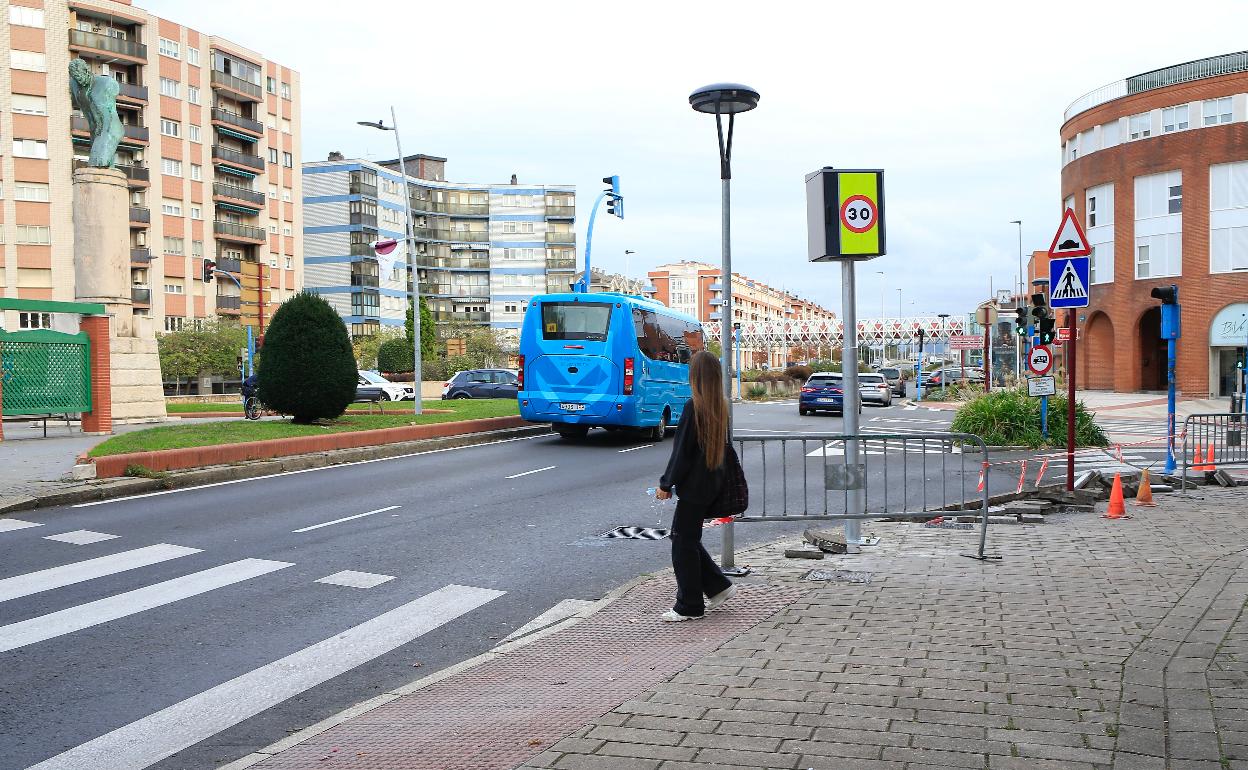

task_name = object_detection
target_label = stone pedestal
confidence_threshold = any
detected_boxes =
[73,166,166,424]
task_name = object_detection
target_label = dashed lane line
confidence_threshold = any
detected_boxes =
[506,466,557,479]
[292,506,400,534]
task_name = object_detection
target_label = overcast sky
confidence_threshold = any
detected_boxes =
[151,0,1246,319]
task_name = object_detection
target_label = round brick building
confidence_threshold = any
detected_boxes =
[1060,52,1248,397]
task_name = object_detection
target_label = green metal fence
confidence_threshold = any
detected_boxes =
[0,329,92,416]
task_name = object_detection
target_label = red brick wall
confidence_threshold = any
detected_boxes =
[1060,71,1248,396]
[80,316,112,434]
[1084,311,1116,390]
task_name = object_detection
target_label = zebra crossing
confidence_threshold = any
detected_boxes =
[1095,417,1172,437]
[0,520,507,770]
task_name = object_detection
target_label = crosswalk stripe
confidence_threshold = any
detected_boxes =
[0,519,42,533]
[0,558,292,653]
[43,530,119,545]
[315,570,395,589]
[26,584,505,770]
[0,544,201,604]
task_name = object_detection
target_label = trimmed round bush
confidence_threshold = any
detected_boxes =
[785,364,813,382]
[258,292,357,423]
[950,387,1108,448]
[377,337,414,374]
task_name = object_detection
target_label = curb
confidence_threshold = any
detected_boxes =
[0,424,550,517]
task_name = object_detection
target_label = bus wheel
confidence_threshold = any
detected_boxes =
[556,425,589,440]
[650,411,669,441]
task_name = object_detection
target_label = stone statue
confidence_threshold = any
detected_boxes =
[68,58,122,167]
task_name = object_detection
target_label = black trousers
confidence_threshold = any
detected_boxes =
[670,497,732,616]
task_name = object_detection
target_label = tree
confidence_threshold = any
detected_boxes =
[257,292,357,423]
[157,321,248,393]
[352,326,403,371]
[377,337,413,374]
[405,297,438,363]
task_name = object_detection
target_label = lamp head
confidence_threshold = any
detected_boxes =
[689,83,760,115]
[357,120,389,130]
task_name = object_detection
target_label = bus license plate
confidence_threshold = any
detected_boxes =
[561,403,585,412]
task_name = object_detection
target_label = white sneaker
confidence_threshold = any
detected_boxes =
[661,609,703,622]
[706,584,737,612]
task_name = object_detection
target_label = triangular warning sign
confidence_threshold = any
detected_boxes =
[1048,208,1091,257]
[1051,260,1088,301]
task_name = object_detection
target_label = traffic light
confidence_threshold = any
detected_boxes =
[202,259,216,282]
[1038,316,1056,344]
[1152,284,1181,340]
[1150,285,1178,304]
[917,327,926,353]
[607,195,624,218]
[1014,307,1028,337]
[602,176,620,196]
[603,175,623,220]
[1030,293,1055,344]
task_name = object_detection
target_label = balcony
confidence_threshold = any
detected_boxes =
[213,220,266,243]
[709,312,722,321]
[349,212,378,228]
[216,256,242,273]
[117,82,148,103]
[349,179,378,197]
[210,108,264,136]
[210,69,263,101]
[71,116,149,144]
[128,206,150,224]
[708,283,724,292]
[350,243,378,257]
[709,298,724,306]
[216,295,242,312]
[213,183,266,207]
[351,273,380,288]
[69,29,147,62]
[546,257,576,271]
[545,206,575,218]
[118,163,150,184]
[414,227,452,240]
[131,287,151,305]
[446,202,489,216]
[433,310,490,323]
[410,198,446,214]
[545,231,576,244]
[417,256,490,271]
[420,282,450,295]
[448,230,489,242]
[212,145,265,172]
[130,247,151,264]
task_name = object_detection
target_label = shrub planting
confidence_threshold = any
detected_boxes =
[950,388,1108,448]
[258,292,357,423]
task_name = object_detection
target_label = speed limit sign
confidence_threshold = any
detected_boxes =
[1028,345,1053,376]
[805,168,887,260]
[840,195,878,234]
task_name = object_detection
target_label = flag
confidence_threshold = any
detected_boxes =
[373,238,405,276]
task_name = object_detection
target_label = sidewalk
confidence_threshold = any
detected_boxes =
[231,486,1248,770]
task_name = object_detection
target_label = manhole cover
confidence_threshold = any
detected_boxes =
[803,569,872,583]
[923,520,975,530]
[600,526,669,540]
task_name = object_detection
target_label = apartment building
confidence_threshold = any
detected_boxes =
[0,0,301,334]
[302,156,575,342]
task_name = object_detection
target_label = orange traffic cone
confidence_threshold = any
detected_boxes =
[1103,473,1129,519]
[1134,468,1156,507]
[1193,443,1206,472]
[1206,443,1217,471]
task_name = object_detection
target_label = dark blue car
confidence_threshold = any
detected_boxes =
[799,373,848,416]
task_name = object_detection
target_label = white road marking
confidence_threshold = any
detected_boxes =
[502,598,594,643]
[0,558,291,653]
[618,445,652,453]
[291,505,400,534]
[0,519,42,533]
[506,465,556,479]
[42,530,120,545]
[315,570,395,589]
[72,434,544,508]
[26,584,505,770]
[0,544,201,604]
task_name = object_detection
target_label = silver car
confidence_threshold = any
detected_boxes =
[858,372,893,406]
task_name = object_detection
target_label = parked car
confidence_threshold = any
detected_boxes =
[923,367,985,387]
[858,372,893,406]
[799,373,861,416]
[441,369,520,399]
[877,367,906,397]
[358,370,415,401]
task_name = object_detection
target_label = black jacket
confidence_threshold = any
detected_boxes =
[660,399,726,503]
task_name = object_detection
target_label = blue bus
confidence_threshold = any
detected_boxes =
[517,292,706,440]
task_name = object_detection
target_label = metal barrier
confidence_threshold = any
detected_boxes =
[727,432,994,561]
[1181,413,1248,492]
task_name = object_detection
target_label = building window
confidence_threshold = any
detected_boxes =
[18,311,52,329]
[1088,242,1115,285]
[1211,162,1248,273]
[268,148,278,164]
[159,77,180,98]
[158,37,180,59]
[285,256,292,269]
[189,124,202,143]
[164,283,184,294]
[9,6,44,27]
[14,183,49,202]
[280,82,291,99]
[160,158,183,177]
[12,139,46,158]
[16,225,50,244]
[1128,112,1151,140]
[190,206,202,220]
[1168,183,1183,214]
[188,86,200,105]
[1135,171,1182,219]
[190,164,202,181]
[268,185,278,199]
[282,224,292,236]
[161,199,183,216]
[281,118,291,134]
[266,76,276,94]
[281,188,292,202]
[1162,105,1189,133]
[163,236,184,254]
[164,316,186,332]
[269,223,278,234]
[187,47,200,66]
[1087,195,1098,228]
[11,94,46,115]
[1203,97,1233,126]
[160,119,180,137]
[192,240,203,257]
[11,50,46,72]
[1135,233,1181,279]
[282,151,293,168]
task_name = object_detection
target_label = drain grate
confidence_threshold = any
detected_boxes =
[804,569,872,584]
[600,526,669,540]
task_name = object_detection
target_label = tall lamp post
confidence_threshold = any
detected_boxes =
[937,313,950,397]
[1010,220,1023,381]
[690,82,758,576]
[624,250,635,292]
[359,108,422,416]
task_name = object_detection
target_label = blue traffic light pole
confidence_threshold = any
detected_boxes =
[574,176,622,294]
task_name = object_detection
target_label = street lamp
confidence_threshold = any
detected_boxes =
[875,270,885,365]
[359,108,421,415]
[1010,220,1023,381]
[624,250,635,293]
[690,81,758,575]
[937,313,950,398]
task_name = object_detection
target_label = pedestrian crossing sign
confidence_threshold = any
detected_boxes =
[1049,256,1090,309]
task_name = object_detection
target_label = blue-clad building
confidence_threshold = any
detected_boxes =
[302,154,576,341]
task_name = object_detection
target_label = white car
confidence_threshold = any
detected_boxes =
[858,372,893,406]
[359,370,415,401]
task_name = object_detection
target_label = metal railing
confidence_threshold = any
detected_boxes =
[545,231,575,244]
[1181,413,1248,492]
[128,206,150,223]
[216,256,242,273]
[70,29,147,60]
[130,287,151,304]
[213,220,266,241]
[212,145,265,171]
[211,108,263,134]
[117,82,148,102]
[211,69,263,100]
[213,183,265,206]
[129,247,151,263]
[449,230,490,242]
[545,206,575,218]
[546,257,576,270]
[432,310,489,323]
[727,431,993,561]
[349,180,378,197]
[1064,51,1248,122]
[446,203,489,216]
[418,256,490,270]
[215,295,241,310]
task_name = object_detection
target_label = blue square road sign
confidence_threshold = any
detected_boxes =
[1049,256,1090,309]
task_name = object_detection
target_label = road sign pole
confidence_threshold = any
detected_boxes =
[982,317,991,394]
[842,258,863,548]
[1066,309,1077,491]
[1041,395,1048,439]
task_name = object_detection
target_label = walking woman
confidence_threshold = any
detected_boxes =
[654,350,736,621]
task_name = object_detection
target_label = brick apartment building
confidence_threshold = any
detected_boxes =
[1060,51,1248,396]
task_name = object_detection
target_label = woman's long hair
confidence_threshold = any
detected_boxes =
[688,350,727,469]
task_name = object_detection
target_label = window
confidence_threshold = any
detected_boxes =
[187,47,200,66]
[1135,171,1182,219]
[1204,97,1233,126]
[192,240,203,257]
[18,311,52,329]
[159,77,179,98]
[1212,162,1248,211]
[281,118,291,134]
[160,119,180,137]
[1101,119,1121,149]
[284,256,292,269]
[9,6,44,27]
[11,50,46,72]
[14,182,49,202]
[268,148,278,164]
[1168,183,1183,214]
[158,37,180,59]
[1088,242,1115,285]
[1086,184,1114,229]
[190,206,202,220]
[280,82,291,99]
[268,185,278,199]
[281,188,292,202]
[1128,112,1151,140]
[502,222,535,234]
[1136,233,1181,279]
[161,199,182,216]
[266,76,276,94]
[16,225,49,244]
[1162,105,1189,133]
[187,86,200,105]
[12,139,47,158]
[188,124,202,143]
[164,316,186,332]
[164,282,184,294]
[282,224,292,236]
[268,223,278,234]
[11,94,46,115]
[282,152,293,168]
[1211,162,1248,273]
[163,236,184,254]
[160,158,182,177]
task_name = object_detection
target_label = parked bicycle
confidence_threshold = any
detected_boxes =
[241,373,262,420]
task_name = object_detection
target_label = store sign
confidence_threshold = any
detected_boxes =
[1210,303,1248,346]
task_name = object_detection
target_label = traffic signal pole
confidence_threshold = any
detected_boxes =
[1066,309,1077,491]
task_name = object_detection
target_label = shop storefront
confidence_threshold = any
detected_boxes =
[1210,304,1248,397]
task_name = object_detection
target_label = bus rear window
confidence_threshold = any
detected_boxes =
[541,302,612,341]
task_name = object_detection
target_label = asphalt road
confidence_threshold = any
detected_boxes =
[0,398,978,770]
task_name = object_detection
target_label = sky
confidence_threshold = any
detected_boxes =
[149,0,1248,320]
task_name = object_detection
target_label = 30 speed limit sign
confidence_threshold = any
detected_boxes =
[1028,345,1053,376]
[840,195,877,233]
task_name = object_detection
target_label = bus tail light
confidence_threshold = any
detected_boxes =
[517,356,524,389]
[623,357,634,395]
